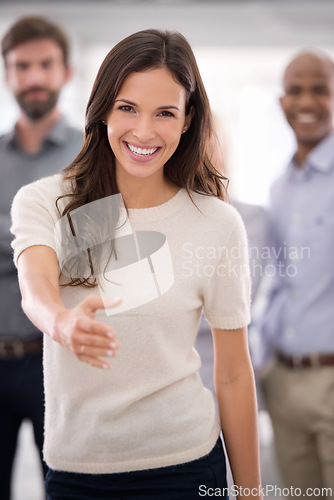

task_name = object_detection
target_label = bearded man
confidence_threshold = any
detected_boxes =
[0,16,83,500]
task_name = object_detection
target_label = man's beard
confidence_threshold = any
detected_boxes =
[16,87,60,120]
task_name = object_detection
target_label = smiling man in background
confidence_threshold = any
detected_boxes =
[260,49,334,498]
[0,16,83,499]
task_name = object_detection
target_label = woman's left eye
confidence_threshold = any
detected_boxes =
[159,110,174,117]
[119,105,133,112]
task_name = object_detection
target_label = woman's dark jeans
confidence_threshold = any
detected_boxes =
[45,437,228,499]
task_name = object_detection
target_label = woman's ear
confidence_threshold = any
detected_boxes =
[183,105,195,132]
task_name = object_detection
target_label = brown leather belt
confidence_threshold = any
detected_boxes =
[277,350,334,369]
[0,337,43,360]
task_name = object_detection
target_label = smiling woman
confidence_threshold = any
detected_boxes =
[105,67,193,206]
[10,29,262,499]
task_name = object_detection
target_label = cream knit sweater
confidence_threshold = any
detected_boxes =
[11,174,250,473]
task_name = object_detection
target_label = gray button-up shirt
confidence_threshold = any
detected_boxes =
[260,131,334,360]
[0,117,83,340]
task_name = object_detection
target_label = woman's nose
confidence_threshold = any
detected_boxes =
[132,116,155,141]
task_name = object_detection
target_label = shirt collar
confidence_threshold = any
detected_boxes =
[4,115,69,150]
[288,131,334,176]
[42,116,69,146]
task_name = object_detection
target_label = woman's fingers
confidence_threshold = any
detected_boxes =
[74,331,119,357]
[76,328,119,369]
[72,303,121,368]
[79,295,123,317]
[57,295,123,369]
[78,353,113,370]
[77,344,117,359]
[75,329,118,347]
[76,315,117,338]
[75,339,118,369]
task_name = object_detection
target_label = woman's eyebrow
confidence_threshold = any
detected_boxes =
[114,98,137,106]
[156,105,180,111]
[115,98,180,111]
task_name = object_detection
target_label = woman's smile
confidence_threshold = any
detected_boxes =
[124,141,161,161]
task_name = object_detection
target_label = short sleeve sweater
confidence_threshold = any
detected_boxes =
[11,173,251,474]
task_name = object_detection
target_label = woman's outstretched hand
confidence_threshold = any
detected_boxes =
[52,295,122,369]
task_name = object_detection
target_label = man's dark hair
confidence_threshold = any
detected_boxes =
[1,16,70,66]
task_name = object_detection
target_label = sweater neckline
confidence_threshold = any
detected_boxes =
[127,188,189,222]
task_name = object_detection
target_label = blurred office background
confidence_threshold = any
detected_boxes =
[0,0,333,498]
[1,0,334,205]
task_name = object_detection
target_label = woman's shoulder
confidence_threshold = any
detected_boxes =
[14,173,71,203]
[191,191,244,228]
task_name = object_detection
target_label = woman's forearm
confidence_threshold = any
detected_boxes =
[215,364,262,498]
[20,269,66,339]
[17,245,121,369]
[17,246,66,339]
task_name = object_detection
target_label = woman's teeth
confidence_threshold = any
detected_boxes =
[126,143,158,157]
